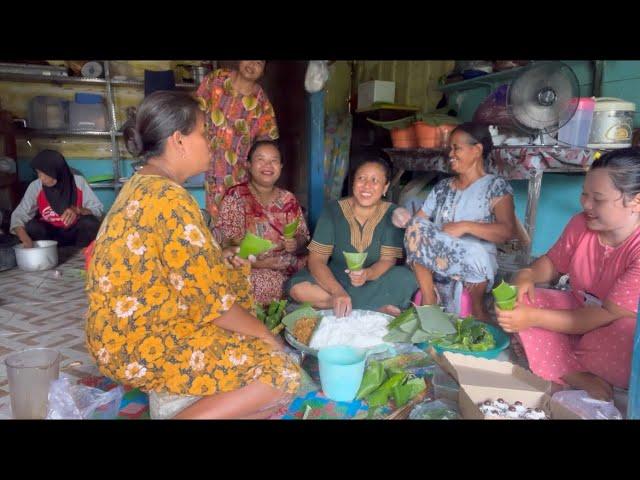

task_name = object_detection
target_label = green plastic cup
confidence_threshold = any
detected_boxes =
[495,297,517,310]
[283,219,300,239]
[343,251,367,271]
[492,280,518,302]
[238,233,274,259]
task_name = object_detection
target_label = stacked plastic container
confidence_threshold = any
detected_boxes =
[558,97,595,148]
[69,93,108,131]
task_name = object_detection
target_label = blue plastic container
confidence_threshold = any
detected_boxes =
[318,345,366,402]
[418,323,510,360]
[75,93,103,104]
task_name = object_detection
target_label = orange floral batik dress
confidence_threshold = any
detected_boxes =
[196,69,279,222]
[85,174,300,397]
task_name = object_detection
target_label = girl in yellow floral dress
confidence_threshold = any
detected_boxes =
[85,91,300,419]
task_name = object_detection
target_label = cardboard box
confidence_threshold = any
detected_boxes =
[357,80,395,111]
[438,351,580,420]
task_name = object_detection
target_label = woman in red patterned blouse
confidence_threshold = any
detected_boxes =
[216,140,310,305]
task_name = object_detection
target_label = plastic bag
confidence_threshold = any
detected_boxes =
[304,61,329,93]
[409,399,460,420]
[47,377,124,420]
[473,84,513,127]
[551,390,622,420]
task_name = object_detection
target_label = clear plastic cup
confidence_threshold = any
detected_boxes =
[5,348,61,419]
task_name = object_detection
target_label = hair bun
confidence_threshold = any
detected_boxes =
[124,126,144,157]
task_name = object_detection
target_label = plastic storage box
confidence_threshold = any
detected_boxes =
[28,96,68,130]
[558,97,595,148]
[357,80,395,111]
[69,102,108,131]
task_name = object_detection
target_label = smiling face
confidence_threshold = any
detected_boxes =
[238,60,265,82]
[581,167,640,233]
[448,130,484,175]
[352,161,389,208]
[248,143,282,188]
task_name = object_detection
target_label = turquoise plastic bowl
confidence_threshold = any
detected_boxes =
[418,323,511,360]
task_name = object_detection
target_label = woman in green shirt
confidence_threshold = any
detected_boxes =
[287,157,417,317]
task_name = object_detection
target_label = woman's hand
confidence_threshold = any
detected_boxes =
[495,305,536,333]
[513,268,536,303]
[260,332,286,352]
[331,289,352,318]
[392,207,412,228]
[441,221,469,238]
[222,246,254,269]
[283,237,297,254]
[346,268,368,287]
[254,255,290,271]
[60,208,78,227]
[14,227,33,248]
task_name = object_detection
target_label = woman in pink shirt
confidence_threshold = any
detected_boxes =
[496,148,640,401]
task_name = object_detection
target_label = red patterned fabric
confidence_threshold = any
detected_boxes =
[217,183,310,304]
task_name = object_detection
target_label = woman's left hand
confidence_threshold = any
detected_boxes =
[495,305,535,333]
[283,237,297,254]
[346,268,368,287]
[222,246,253,269]
[441,221,469,238]
[61,208,78,227]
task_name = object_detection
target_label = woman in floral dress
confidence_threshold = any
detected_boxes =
[393,123,518,320]
[196,61,279,229]
[85,91,299,419]
[217,140,310,304]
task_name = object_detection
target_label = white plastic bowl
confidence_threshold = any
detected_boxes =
[13,240,58,271]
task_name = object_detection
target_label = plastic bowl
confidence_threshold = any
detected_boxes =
[418,323,510,359]
[13,240,58,271]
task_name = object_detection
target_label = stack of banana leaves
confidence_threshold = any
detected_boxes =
[383,305,495,352]
[256,300,288,333]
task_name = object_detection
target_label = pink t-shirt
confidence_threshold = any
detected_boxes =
[547,213,640,314]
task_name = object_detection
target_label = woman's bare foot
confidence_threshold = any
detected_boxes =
[561,371,613,402]
[379,305,402,316]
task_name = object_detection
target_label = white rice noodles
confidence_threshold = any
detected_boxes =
[309,310,391,350]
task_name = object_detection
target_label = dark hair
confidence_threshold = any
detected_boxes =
[590,147,640,203]
[123,91,202,159]
[352,156,392,184]
[247,140,281,163]
[451,122,494,162]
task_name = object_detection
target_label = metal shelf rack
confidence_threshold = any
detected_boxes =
[0,61,199,195]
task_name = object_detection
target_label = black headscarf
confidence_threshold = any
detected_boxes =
[31,149,77,215]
